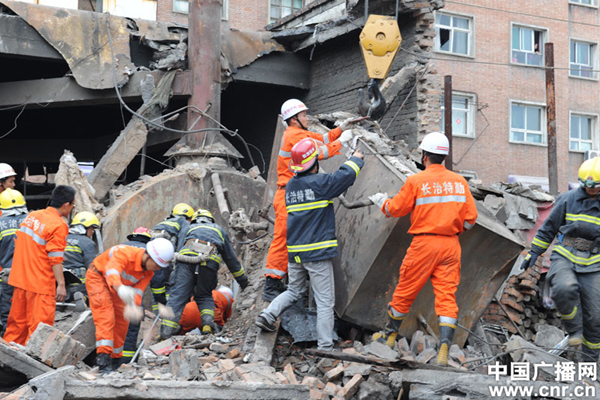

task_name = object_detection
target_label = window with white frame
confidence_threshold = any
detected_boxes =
[435,12,473,56]
[570,0,598,6]
[570,114,596,152]
[173,0,228,19]
[510,102,545,144]
[440,93,476,138]
[511,25,546,67]
[570,40,597,79]
[270,0,304,23]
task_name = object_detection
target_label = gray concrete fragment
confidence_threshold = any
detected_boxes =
[388,371,403,398]
[63,380,312,399]
[27,365,74,400]
[534,324,565,349]
[357,378,393,400]
[503,193,538,230]
[0,342,52,379]
[343,363,372,377]
[364,341,399,360]
[169,350,200,380]
[25,323,86,368]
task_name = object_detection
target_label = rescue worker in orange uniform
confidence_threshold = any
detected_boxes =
[262,99,359,301]
[86,238,174,372]
[3,185,76,345]
[369,132,478,366]
[179,286,235,333]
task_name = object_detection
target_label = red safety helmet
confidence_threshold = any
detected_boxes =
[289,138,319,173]
[127,226,152,241]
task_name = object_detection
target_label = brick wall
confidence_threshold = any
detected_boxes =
[436,0,600,190]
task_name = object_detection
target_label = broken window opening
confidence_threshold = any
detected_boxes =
[435,12,472,56]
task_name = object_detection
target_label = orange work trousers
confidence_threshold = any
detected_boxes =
[264,188,288,279]
[86,269,129,357]
[389,235,461,319]
[3,287,56,345]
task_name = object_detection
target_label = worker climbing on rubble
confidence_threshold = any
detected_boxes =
[86,238,174,372]
[63,211,101,311]
[256,138,364,350]
[262,99,361,302]
[160,209,249,339]
[179,286,235,333]
[0,189,28,336]
[0,163,17,218]
[120,226,155,363]
[369,132,478,366]
[3,185,76,346]
[521,156,600,362]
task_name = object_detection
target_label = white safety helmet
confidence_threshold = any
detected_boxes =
[281,99,308,121]
[218,285,234,299]
[0,163,16,180]
[146,238,174,268]
[419,132,449,155]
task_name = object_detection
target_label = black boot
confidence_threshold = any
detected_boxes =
[372,310,404,349]
[262,277,286,302]
[436,322,456,366]
[96,353,114,373]
[561,306,583,346]
[160,321,180,340]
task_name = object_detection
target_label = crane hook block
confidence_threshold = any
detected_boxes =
[360,15,402,80]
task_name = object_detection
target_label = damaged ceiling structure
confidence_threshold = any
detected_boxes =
[2,0,598,399]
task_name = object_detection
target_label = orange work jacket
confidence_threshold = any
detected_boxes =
[9,207,68,296]
[276,125,343,187]
[382,164,478,236]
[91,245,153,306]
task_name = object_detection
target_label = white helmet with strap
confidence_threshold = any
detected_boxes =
[281,99,308,121]
[218,285,234,299]
[419,132,449,155]
[0,163,16,180]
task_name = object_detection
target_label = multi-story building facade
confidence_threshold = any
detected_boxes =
[433,0,600,191]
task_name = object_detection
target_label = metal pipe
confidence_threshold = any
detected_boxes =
[130,314,161,364]
[210,172,230,221]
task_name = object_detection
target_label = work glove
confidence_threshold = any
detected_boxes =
[368,193,389,209]
[0,268,10,281]
[237,275,249,292]
[339,117,357,131]
[118,285,136,305]
[124,304,144,324]
[339,130,354,147]
[520,252,539,271]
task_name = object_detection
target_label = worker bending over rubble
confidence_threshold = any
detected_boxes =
[0,189,28,335]
[256,138,364,350]
[179,286,235,333]
[262,99,360,301]
[86,238,174,372]
[4,185,75,345]
[63,212,100,310]
[369,132,477,366]
[160,209,248,339]
[521,157,600,362]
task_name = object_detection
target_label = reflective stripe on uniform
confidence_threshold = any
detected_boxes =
[319,145,329,159]
[113,346,123,355]
[96,339,113,348]
[106,269,120,277]
[0,228,17,239]
[384,201,392,218]
[48,251,64,258]
[265,268,286,277]
[532,237,550,249]
[162,319,179,328]
[232,267,245,278]
[583,337,600,349]
[200,309,215,316]
[20,226,46,245]
[66,245,82,253]
[566,213,600,226]
[122,350,136,357]
[161,221,181,230]
[322,132,330,144]
[133,288,144,298]
[415,195,466,206]
[555,246,600,266]
[388,306,406,319]
[188,225,224,242]
[279,149,292,158]
[343,160,360,177]
[287,240,337,252]
[294,256,301,263]
[122,271,140,284]
[152,304,159,311]
[286,200,333,213]
[560,305,578,320]
[151,286,166,294]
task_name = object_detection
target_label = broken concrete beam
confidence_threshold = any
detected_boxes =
[336,374,364,399]
[25,323,86,368]
[21,366,74,400]
[364,341,399,360]
[380,66,416,110]
[0,341,52,379]
[169,350,200,380]
[64,380,311,399]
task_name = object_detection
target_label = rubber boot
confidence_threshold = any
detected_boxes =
[160,321,180,341]
[561,306,583,346]
[372,309,404,349]
[201,313,216,335]
[96,353,114,373]
[262,277,286,302]
[436,320,456,367]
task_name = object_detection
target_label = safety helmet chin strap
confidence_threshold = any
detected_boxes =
[294,115,307,131]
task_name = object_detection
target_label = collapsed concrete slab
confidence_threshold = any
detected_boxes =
[0,341,52,380]
[26,323,87,368]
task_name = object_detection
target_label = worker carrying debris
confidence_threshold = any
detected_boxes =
[160,209,249,339]
[3,185,76,346]
[0,189,28,336]
[63,211,100,310]
[521,156,600,362]
[256,138,365,350]
[263,99,361,302]
[86,238,174,372]
[179,286,235,333]
[0,163,17,218]
[369,132,478,366]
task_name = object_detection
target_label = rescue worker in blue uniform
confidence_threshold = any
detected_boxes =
[0,189,28,335]
[521,157,600,361]
[255,138,364,350]
[160,209,249,338]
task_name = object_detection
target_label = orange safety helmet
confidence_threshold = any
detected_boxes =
[289,138,319,173]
